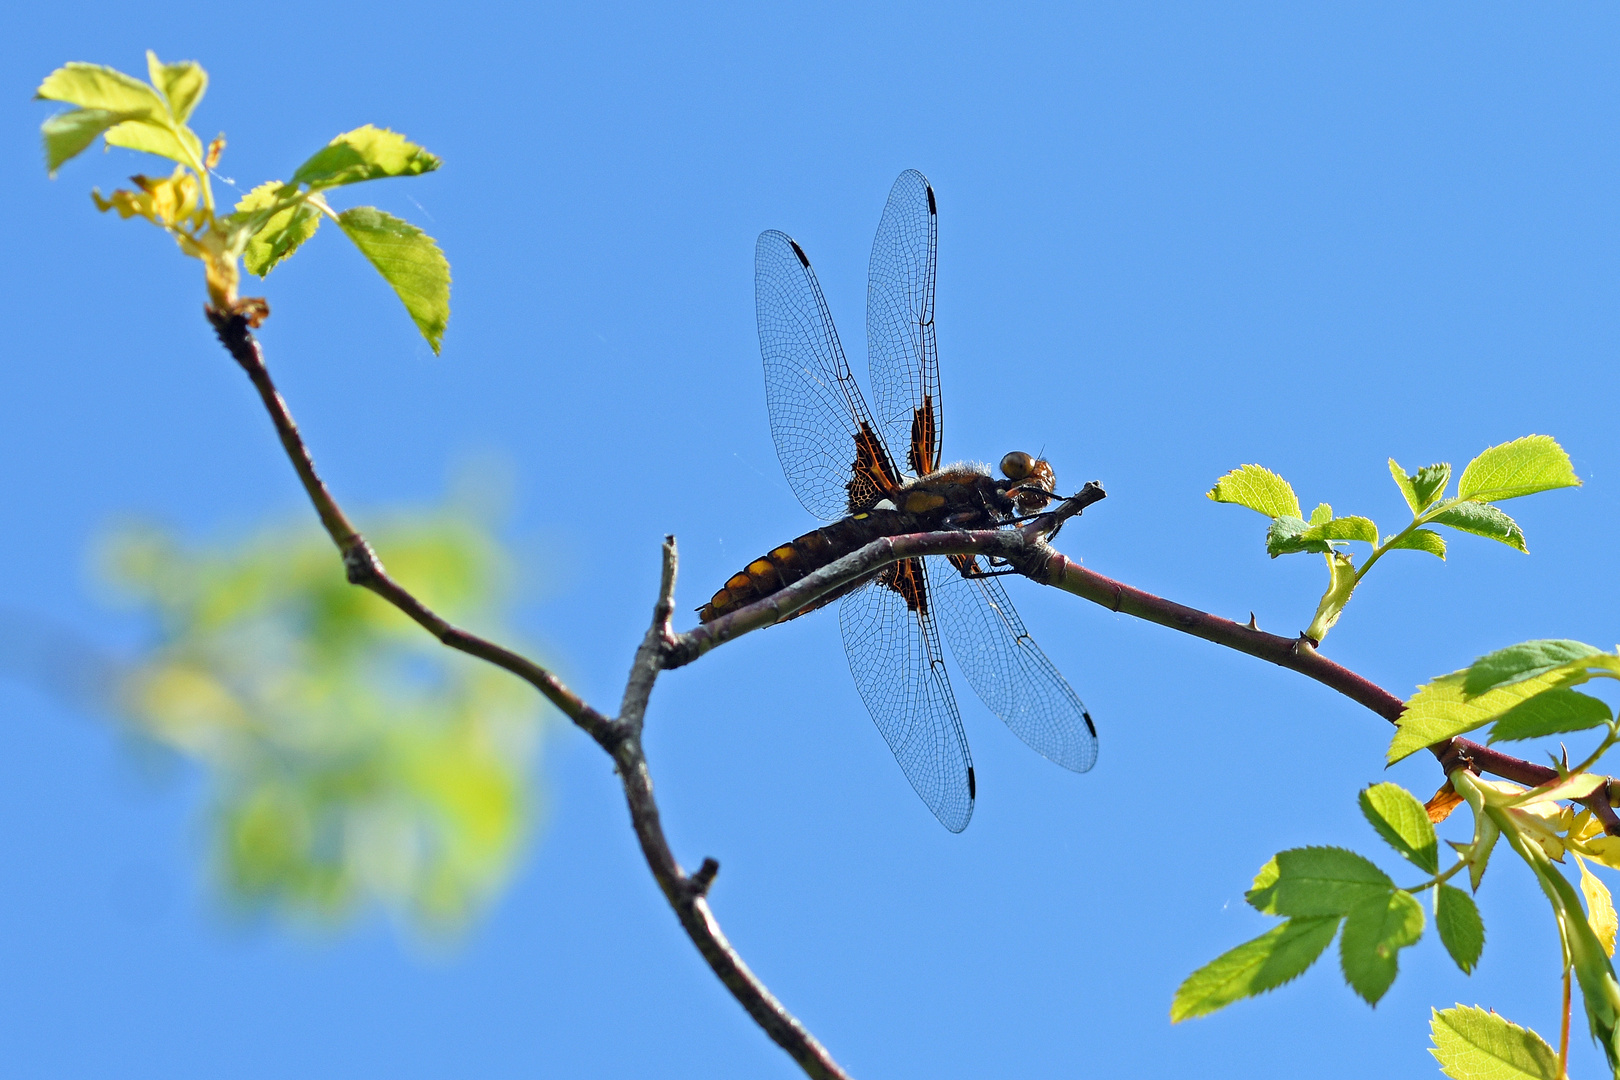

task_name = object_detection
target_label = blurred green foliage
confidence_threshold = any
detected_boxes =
[100,504,544,934]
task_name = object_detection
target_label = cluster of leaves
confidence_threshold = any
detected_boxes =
[1172,782,1484,1023]
[1177,634,1620,1077]
[1208,435,1580,643]
[102,506,542,932]
[35,52,449,351]
[1206,434,1620,1076]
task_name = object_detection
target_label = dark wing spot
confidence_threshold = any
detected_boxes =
[926,184,936,216]
[967,765,975,799]
[789,239,811,267]
[909,395,938,475]
[849,422,902,511]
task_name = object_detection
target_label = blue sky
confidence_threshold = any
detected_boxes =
[6,3,1620,1076]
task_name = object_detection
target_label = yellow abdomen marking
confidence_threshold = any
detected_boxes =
[903,491,946,513]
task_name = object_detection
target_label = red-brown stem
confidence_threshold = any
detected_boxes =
[1036,552,1620,834]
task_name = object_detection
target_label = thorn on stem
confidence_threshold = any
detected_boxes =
[1246,612,1259,631]
[1437,741,1474,778]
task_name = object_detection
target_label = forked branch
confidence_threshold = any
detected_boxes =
[204,308,1614,1080]
[205,309,852,1080]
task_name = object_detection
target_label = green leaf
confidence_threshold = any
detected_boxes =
[1430,1005,1560,1080]
[291,125,441,191]
[1508,771,1604,806]
[1389,666,1599,765]
[1308,503,1332,526]
[1411,463,1452,510]
[236,181,321,277]
[1207,464,1301,520]
[1385,528,1446,559]
[1359,783,1438,872]
[1435,885,1485,974]
[40,107,138,176]
[1299,515,1379,545]
[1464,639,1606,697]
[103,118,203,169]
[1488,688,1612,743]
[1457,821,1501,893]
[35,62,165,117]
[1247,847,1394,917]
[1430,501,1527,553]
[1170,916,1340,1022]
[1339,888,1424,1005]
[145,51,206,123]
[1452,774,1502,891]
[335,207,450,353]
[1265,515,1331,557]
[1304,552,1357,643]
[1457,435,1580,502]
[1389,459,1421,513]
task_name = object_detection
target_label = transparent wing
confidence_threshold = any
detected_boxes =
[931,557,1098,773]
[866,170,940,477]
[839,562,974,832]
[757,229,894,521]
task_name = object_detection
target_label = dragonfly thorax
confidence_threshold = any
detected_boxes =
[857,452,1055,525]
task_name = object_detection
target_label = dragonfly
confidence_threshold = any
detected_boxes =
[699,170,1097,832]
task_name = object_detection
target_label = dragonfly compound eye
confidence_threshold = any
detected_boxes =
[1000,451,1034,480]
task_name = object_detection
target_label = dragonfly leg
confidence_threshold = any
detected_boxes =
[960,565,1024,580]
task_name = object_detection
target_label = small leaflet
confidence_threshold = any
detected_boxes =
[1434,885,1485,974]
[1457,435,1580,503]
[336,207,450,353]
[1359,783,1438,873]
[1206,464,1301,520]
[1170,916,1341,1022]
[1339,889,1423,1005]
[1429,1005,1560,1080]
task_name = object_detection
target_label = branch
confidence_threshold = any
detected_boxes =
[205,310,852,1080]
[667,485,1620,835]
[203,300,1611,1074]
[1036,553,1620,835]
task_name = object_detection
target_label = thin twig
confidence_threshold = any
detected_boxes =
[205,309,617,744]
[205,310,851,1080]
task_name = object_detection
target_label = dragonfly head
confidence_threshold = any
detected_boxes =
[1000,451,1056,514]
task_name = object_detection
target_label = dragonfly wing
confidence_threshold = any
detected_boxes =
[839,563,975,832]
[757,229,898,521]
[866,170,941,477]
[931,556,1098,773]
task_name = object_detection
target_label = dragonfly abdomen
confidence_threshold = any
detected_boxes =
[698,511,921,623]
